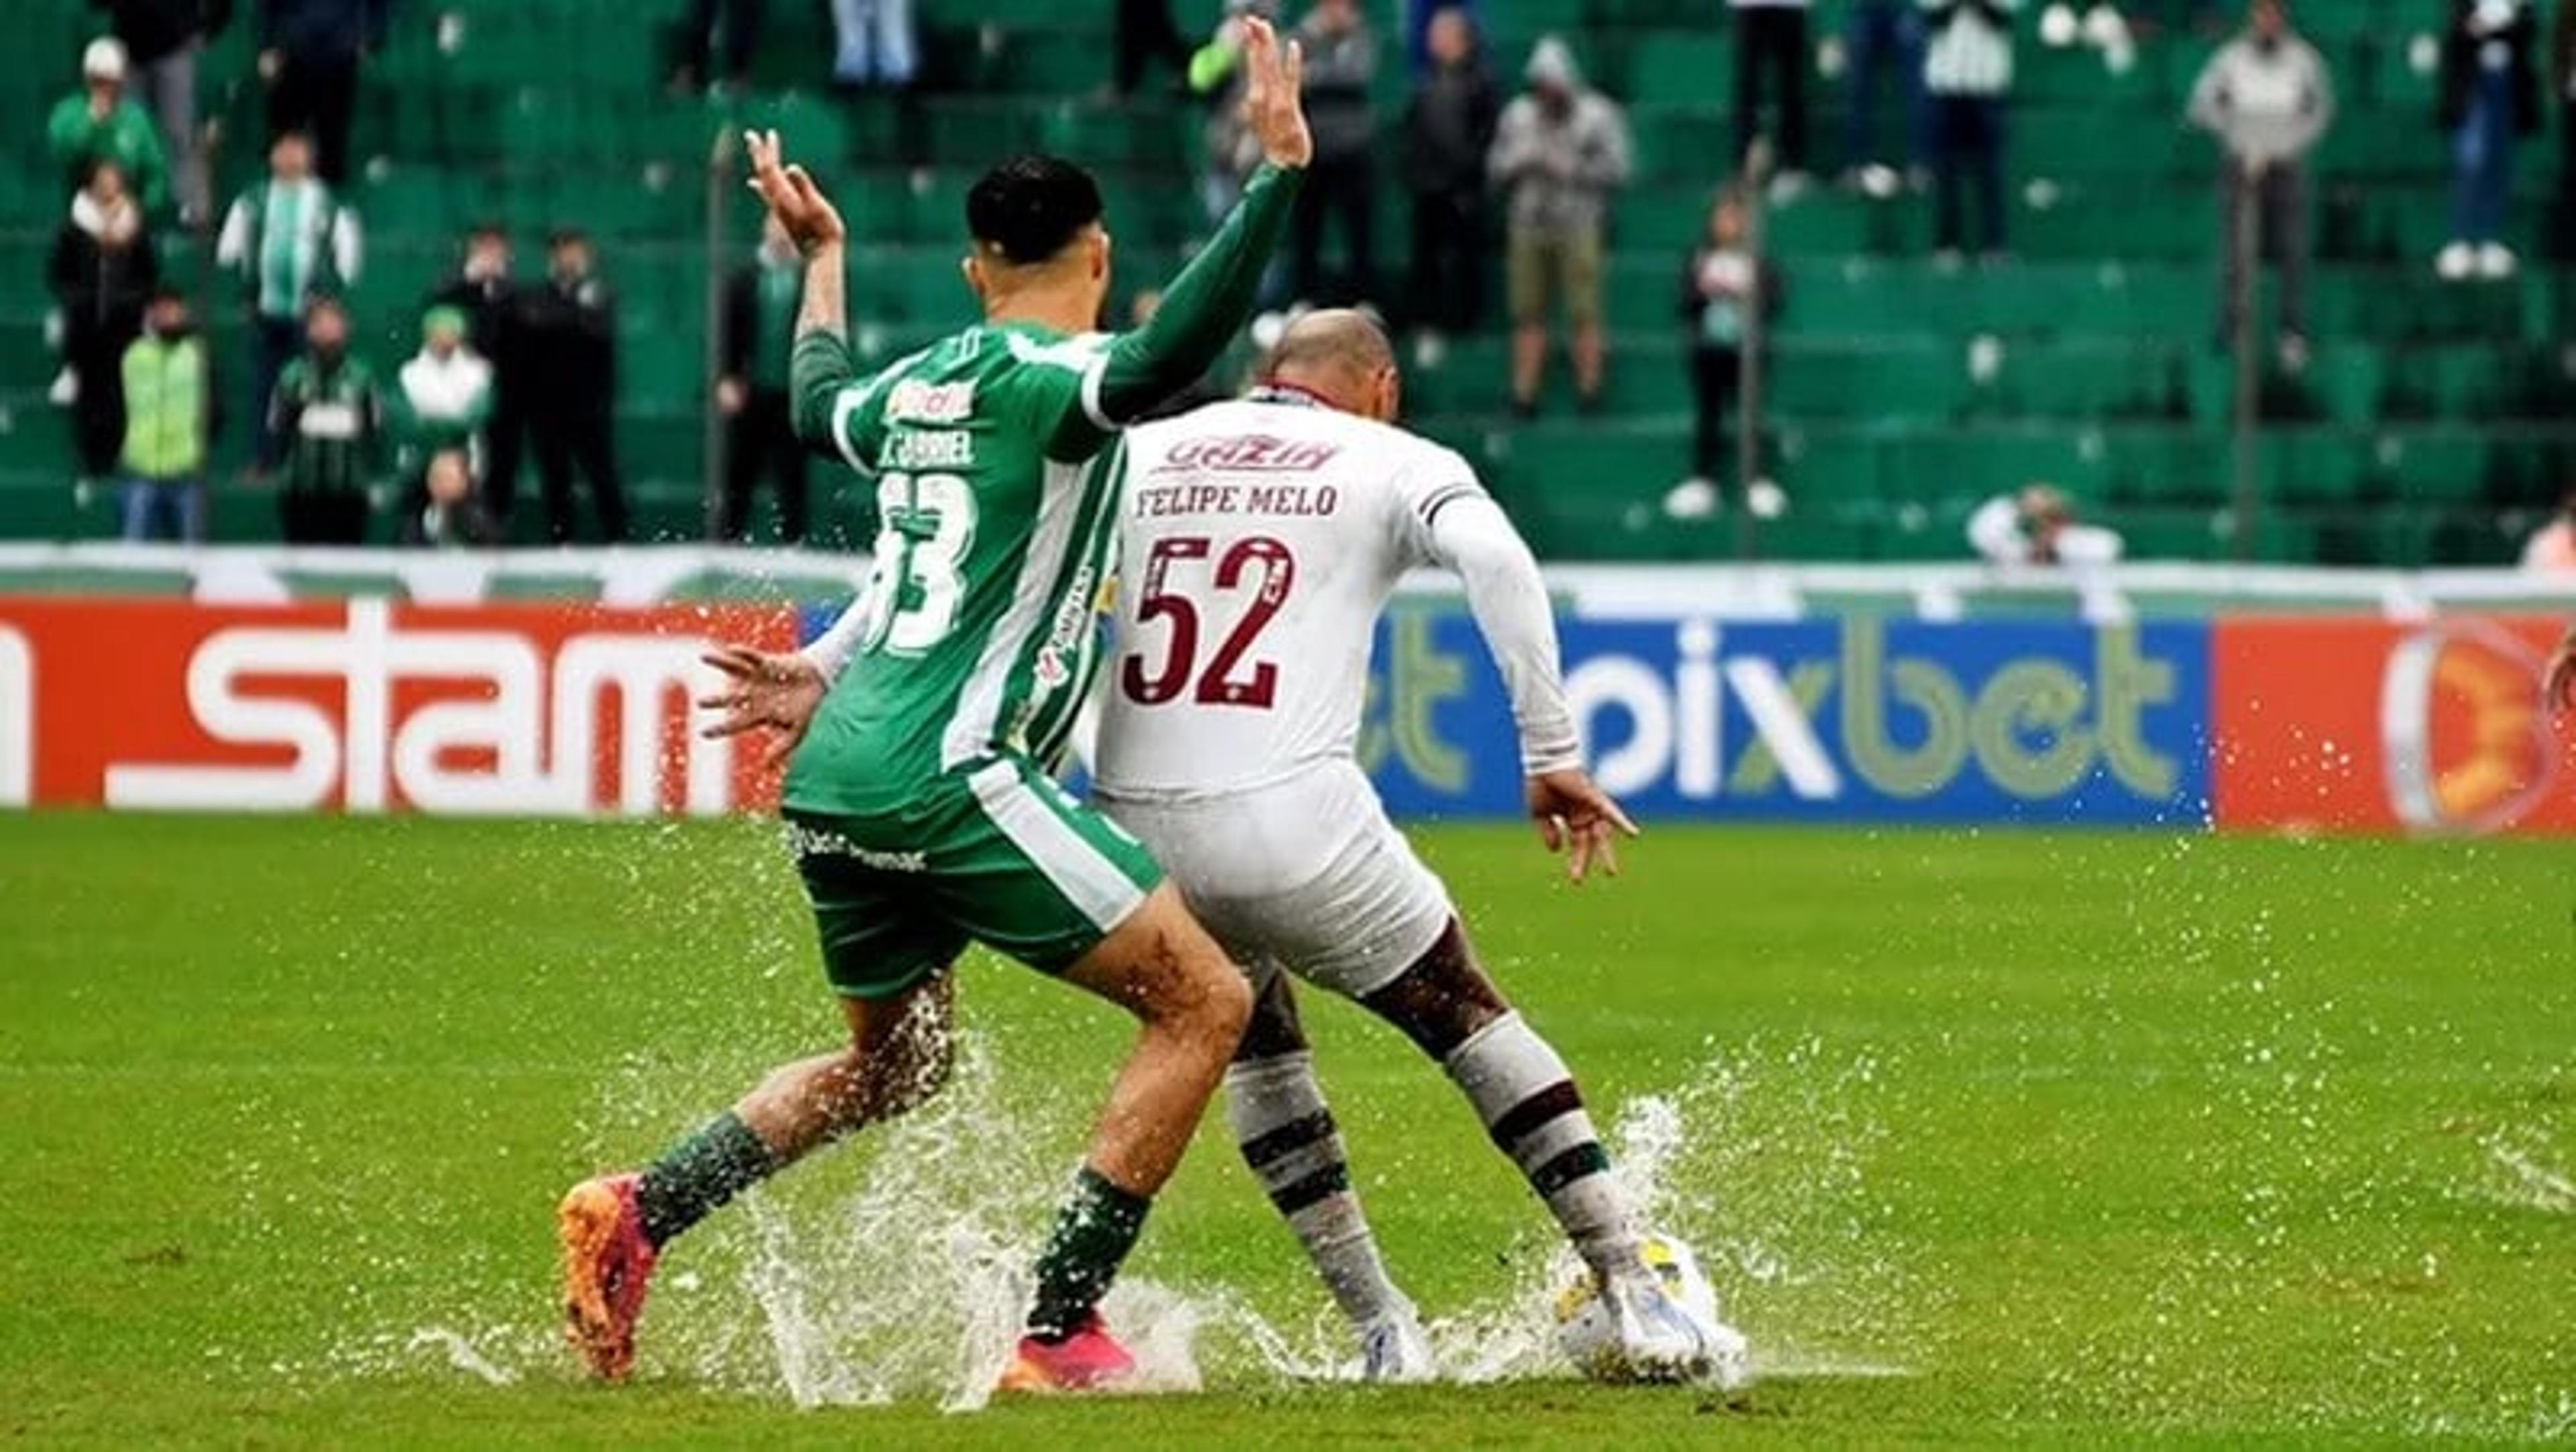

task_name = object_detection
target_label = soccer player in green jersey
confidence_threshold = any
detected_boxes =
[557,20,1313,1394]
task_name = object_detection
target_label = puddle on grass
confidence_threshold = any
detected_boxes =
[2475,1129,2576,1216]
[295,1034,1915,1410]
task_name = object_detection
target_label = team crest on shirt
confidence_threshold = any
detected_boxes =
[1155,434,1340,473]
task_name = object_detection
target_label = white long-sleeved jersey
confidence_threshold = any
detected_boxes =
[1091,391,1579,801]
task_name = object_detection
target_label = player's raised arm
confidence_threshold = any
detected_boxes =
[739,129,877,462]
[1077,18,1309,440]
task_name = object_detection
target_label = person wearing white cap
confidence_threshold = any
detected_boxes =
[93,0,233,225]
[46,38,172,219]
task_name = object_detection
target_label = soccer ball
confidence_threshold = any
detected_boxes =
[1552,1233,1727,1383]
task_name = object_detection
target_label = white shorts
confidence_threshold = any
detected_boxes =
[1097,762,1454,999]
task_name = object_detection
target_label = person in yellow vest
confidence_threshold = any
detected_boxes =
[117,286,218,541]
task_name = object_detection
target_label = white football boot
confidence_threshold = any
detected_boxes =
[1356,1307,1437,1384]
[1604,1272,1752,1390]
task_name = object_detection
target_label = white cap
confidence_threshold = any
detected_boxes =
[83,37,127,83]
[1526,35,1580,89]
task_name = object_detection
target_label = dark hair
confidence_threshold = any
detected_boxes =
[467,220,506,240]
[149,284,187,305]
[548,227,590,250]
[965,155,1104,266]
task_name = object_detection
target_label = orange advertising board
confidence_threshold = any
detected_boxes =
[0,598,798,815]
[2212,617,2571,835]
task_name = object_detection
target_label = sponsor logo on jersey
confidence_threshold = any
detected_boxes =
[1032,560,1100,694]
[884,428,975,470]
[783,820,927,873]
[1155,433,1340,474]
[886,379,977,424]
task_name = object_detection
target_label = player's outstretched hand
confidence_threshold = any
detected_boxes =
[1527,769,1640,886]
[698,646,827,773]
[2546,625,2576,715]
[743,129,847,258]
[1238,16,1312,170]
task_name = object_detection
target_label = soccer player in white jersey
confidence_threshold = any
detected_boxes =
[1092,309,1750,1386]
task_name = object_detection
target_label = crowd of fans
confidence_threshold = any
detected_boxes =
[32,0,2576,559]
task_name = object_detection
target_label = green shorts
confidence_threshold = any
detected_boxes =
[783,754,1165,1001]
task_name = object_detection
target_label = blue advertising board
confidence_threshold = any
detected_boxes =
[801,603,2213,826]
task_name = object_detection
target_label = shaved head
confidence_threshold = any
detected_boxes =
[1264,309,1399,420]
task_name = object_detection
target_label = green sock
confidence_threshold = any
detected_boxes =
[634,1112,777,1249]
[1025,1167,1152,1341]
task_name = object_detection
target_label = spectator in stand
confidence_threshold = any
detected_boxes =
[51,160,159,487]
[2438,0,2540,280]
[2524,492,2576,568]
[1490,36,1632,417]
[258,0,388,187]
[1403,7,1501,350]
[2524,490,2576,568]
[2557,0,2576,258]
[401,448,502,547]
[1117,0,1192,95]
[675,0,763,93]
[394,305,491,496]
[1966,484,2123,565]
[1676,191,1780,497]
[829,0,915,89]
[716,217,809,543]
[117,287,215,542]
[47,39,171,218]
[429,224,527,524]
[1843,0,1925,188]
[1732,0,1812,183]
[217,128,361,472]
[523,228,630,545]
[2188,0,2332,371]
[1291,0,1381,306]
[270,297,380,545]
[1404,0,1479,75]
[93,0,231,224]
[1921,0,2019,262]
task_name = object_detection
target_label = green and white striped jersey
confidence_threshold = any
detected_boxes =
[777,162,1303,817]
[784,323,1130,815]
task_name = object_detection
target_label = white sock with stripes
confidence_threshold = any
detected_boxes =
[1225,1052,1409,1329]
[1444,1012,1644,1282]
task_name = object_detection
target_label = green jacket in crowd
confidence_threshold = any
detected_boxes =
[47,93,171,217]
[272,351,382,495]
[119,327,215,481]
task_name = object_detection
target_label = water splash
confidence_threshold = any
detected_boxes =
[2478,1129,2576,1216]
[307,1033,1911,1406]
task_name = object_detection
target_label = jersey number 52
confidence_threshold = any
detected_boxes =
[1120,534,1295,711]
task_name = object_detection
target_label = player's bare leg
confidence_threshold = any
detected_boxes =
[1509,321,1548,412]
[1571,319,1607,407]
[559,975,957,1379]
[999,884,1253,1392]
[1224,970,1434,1381]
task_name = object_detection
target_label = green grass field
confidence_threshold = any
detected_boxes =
[3,813,2572,1448]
